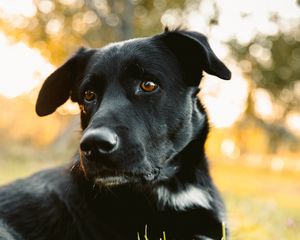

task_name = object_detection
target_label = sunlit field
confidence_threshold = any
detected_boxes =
[212,163,300,239]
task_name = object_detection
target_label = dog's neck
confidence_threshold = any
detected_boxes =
[153,104,214,211]
[154,137,214,209]
[157,98,210,184]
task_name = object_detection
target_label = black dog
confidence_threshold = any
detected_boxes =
[0,29,231,240]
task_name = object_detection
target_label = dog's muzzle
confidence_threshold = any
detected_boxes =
[79,126,161,187]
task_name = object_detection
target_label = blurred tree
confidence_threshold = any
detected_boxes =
[228,24,300,153]
[0,0,188,64]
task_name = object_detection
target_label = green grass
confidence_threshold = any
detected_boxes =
[136,225,167,240]
[222,222,226,240]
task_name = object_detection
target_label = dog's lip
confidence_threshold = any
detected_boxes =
[94,175,129,186]
[93,170,139,187]
[92,167,160,185]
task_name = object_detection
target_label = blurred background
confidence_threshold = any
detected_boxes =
[0,0,299,239]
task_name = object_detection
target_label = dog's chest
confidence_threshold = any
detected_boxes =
[72,191,218,240]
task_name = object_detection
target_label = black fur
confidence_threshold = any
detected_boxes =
[0,29,231,240]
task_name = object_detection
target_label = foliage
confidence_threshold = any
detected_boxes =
[0,0,188,64]
[227,23,300,153]
[229,28,300,114]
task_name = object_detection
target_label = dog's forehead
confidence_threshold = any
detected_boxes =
[99,36,156,56]
[86,36,176,74]
[103,36,151,50]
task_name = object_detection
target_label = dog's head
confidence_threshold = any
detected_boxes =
[36,29,231,187]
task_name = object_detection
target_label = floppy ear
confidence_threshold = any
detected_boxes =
[36,47,95,116]
[159,29,231,86]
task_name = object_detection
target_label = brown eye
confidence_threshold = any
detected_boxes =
[139,81,158,92]
[84,90,96,102]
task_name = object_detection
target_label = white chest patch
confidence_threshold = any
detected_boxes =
[155,185,212,210]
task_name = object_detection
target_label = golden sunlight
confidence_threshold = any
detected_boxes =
[0,0,36,18]
[286,112,300,135]
[0,32,53,98]
[201,64,249,128]
[252,88,274,121]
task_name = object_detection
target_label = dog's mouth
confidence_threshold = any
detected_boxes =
[95,175,129,187]
[93,169,136,187]
[78,153,161,187]
[89,168,160,187]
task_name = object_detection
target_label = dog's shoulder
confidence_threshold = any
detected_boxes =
[0,167,79,240]
[0,166,71,200]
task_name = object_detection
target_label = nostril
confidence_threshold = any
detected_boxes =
[80,136,94,153]
[95,127,118,153]
[98,136,118,152]
[80,141,91,152]
[80,138,96,160]
[80,127,119,157]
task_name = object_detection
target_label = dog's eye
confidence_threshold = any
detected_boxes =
[84,90,96,102]
[139,81,158,92]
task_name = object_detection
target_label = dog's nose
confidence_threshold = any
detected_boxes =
[80,127,119,157]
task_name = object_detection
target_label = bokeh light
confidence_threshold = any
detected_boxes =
[0,32,53,98]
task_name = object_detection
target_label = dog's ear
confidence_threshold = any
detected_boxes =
[36,47,95,116]
[159,29,231,86]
